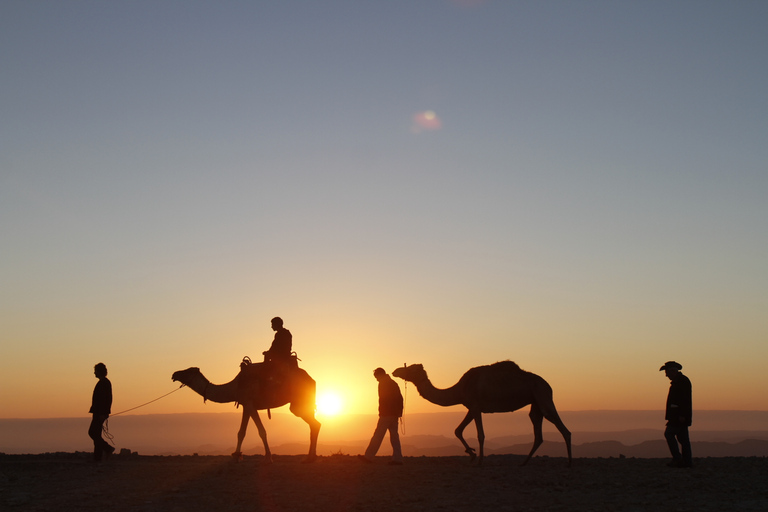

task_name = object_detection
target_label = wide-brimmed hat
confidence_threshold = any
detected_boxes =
[659,361,683,371]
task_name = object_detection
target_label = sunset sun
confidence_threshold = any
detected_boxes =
[316,391,343,416]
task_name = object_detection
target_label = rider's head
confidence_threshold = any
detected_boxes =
[94,363,108,379]
[271,317,284,330]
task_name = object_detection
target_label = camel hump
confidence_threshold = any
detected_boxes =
[463,360,522,379]
[459,361,530,396]
[490,360,522,372]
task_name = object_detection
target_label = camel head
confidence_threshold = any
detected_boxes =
[171,367,203,386]
[392,364,427,384]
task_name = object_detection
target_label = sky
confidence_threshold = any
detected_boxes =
[1,0,767,422]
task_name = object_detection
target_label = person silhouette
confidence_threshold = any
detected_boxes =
[660,361,693,468]
[262,317,292,365]
[258,317,295,394]
[359,367,404,465]
[88,363,115,462]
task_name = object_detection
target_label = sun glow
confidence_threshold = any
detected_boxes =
[316,391,343,416]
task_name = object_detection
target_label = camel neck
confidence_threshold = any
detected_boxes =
[412,378,463,407]
[187,374,238,404]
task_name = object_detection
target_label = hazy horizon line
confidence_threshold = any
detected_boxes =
[3,409,768,421]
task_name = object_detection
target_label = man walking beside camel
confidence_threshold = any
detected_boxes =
[359,367,404,465]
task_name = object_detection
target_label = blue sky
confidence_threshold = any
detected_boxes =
[1,1,767,418]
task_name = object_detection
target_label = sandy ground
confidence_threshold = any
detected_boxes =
[2,453,767,512]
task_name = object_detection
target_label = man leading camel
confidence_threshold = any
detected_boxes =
[359,367,404,465]
[88,363,115,462]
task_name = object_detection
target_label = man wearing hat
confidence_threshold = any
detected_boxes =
[660,361,692,468]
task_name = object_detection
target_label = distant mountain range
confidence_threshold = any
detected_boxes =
[2,410,768,457]
[270,433,768,459]
[396,435,768,458]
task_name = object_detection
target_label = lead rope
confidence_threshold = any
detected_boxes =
[400,375,407,436]
[111,386,185,417]
[103,419,115,445]
[102,385,185,446]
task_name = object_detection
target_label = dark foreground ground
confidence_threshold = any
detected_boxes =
[2,453,767,512]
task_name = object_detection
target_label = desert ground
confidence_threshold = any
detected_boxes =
[2,453,767,512]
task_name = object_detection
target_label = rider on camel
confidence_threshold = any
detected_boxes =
[259,317,296,391]
[263,317,292,365]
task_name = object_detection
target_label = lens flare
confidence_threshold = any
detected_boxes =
[412,110,442,133]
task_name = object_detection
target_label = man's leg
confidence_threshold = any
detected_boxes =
[664,424,682,465]
[88,415,104,461]
[363,417,388,460]
[387,417,403,463]
[678,426,692,467]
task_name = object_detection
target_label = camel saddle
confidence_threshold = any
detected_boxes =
[236,355,298,405]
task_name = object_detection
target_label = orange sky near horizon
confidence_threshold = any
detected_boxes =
[2,308,766,420]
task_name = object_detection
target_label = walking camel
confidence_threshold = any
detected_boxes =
[392,361,572,466]
[171,364,320,462]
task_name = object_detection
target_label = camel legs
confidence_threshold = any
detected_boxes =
[522,404,545,466]
[454,410,484,464]
[522,403,572,467]
[232,409,249,461]
[302,414,321,463]
[545,408,572,467]
[290,402,321,463]
[475,413,486,465]
[232,406,272,463]
[249,409,272,462]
